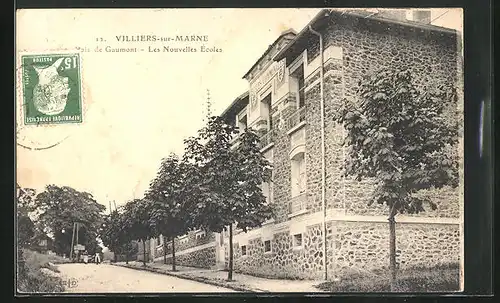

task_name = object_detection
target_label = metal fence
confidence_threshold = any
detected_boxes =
[289,193,307,214]
[287,106,306,130]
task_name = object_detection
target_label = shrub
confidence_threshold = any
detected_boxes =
[316,263,460,293]
[17,249,65,293]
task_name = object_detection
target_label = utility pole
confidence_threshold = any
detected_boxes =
[113,200,117,211]
[109,201,112,215]
[75,222,79,247]
[69,222,76,260]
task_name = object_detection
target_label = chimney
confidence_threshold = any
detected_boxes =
[377,9,408,22]
[410,9,432,24]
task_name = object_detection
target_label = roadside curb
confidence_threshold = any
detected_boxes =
[111,263,269,293]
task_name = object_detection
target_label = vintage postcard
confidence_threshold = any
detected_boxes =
[16,8,464,294]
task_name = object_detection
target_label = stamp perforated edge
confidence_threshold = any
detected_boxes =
[18,51,84,126]
[16,49,87,149]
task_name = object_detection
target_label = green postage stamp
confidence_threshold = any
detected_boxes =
[21,53,82,125]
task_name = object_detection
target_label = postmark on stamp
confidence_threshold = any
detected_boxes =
[21,53,82,125]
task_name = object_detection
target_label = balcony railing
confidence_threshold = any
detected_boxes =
[288,193,307,214]
[287,106,306,130]
[258,128,277,150]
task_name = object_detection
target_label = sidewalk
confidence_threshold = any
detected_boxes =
[113,261,325,293]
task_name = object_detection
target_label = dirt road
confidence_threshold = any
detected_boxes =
[57,263,236,293]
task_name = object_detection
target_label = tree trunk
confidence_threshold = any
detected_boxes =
[163,236,167,264]
[142,240,146,267]
[228,225,233,281]
[172,237,176,271]
[113,253,117,263]
[125,252,129,265]
[388,215,397,291]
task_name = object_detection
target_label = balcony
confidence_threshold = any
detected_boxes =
[258,128,277,150]
[288,193,307,217]
[287,106,306,130]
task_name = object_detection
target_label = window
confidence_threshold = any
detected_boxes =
[261,93,273,130]
[241,245,247,256]
[264,240,272,253]
[238,112,247,133]
[293,233,303,248]
[291,152,306,197]
[290,63,305,108]
[261,181,271,205]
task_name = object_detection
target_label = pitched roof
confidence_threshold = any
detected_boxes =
[220,91,249,121]
[274,9,460,61]
[242,29,297,79]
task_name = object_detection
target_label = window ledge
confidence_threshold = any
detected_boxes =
[260,142,274,153]
[288,209,308,219]
[292,246,304,251]
[262,218,275,226]
[287,120,306,136]
[264,250,273,255]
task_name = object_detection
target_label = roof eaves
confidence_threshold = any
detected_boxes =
[274,9,460,61]
[242,29,297,79]
[219,91,249,118]
[274,9,331,61]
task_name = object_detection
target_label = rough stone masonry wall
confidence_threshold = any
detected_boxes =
[303,17,461,218]
[333,221,460,272]
[271,94,299,224]
[228,229,324,280]
[163,246,216,269]
[226,21,461,280]
[227,219,459,280]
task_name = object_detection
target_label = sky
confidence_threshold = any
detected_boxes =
[16,8,463,214]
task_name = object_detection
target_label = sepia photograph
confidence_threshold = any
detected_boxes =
[15,8,464,294]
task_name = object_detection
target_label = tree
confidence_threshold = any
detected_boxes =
[122,198,156,266]
[16,185,37,248]
[34,185,106,257]
[146,154,192,271]
[101,213,138,264]
[99,208,138,264]
[333,68,459,289]
[184,116,273,281]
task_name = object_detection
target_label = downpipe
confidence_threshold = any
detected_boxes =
[309,24,327,281]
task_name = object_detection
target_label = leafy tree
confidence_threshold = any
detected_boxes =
[333,68,459,288]
[146,154,192,271]
[100,209,139,264]
[16,185,37,248]
[184,116,273,281]
[33,185,106,257]
[122,198,156,266]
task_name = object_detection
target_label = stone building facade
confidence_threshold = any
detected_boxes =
[143,9,463,280]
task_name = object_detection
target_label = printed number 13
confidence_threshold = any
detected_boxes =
[64,57,77,69]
